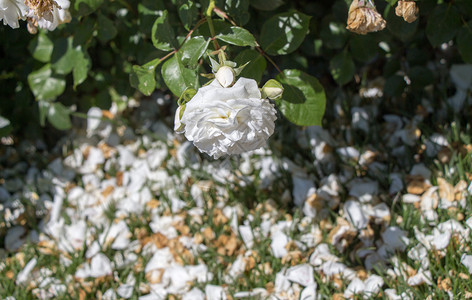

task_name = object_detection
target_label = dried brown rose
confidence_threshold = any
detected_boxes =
[395,0,419,23]
[24,0,61,23]
[346,0,386,35]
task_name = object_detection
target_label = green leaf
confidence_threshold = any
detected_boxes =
[28,32,53,63]
[51,37,80,75]
[130,59,160,96]
[456,0,472,15]
[73,17,95,46]
[384,75,406,97]
[329,52,355,85]
[216,26,257,47]
[385,5,418,41]
[97,14,117,43]
[178,0,198,31]
[28,64,66,101]
[409,66,434,90]
[48,102,71,130]
[152,10,177,51]
[0,116,12,137]
[349,34,378,63]
[218,0,250,25]
[73,48,91,88]
[260,11,311,56]
[197,19,231,38]
[319,20,348,49]
[73,0,103,16]
[234,49,266,83]
[426,4,461,47]
[161,53,197,97]
[180,36,210,68]
[249,0,284,11]
[275,69,326,126]
[457,24,472,64]
[38,101,49,126]
[138,0,166,36]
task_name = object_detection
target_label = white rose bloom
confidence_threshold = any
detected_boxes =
[177,77,277,159]
[0,0,27,29]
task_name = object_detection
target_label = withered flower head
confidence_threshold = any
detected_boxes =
[346,0,386,35]
[24,0,61,23]
[395,0,419,23]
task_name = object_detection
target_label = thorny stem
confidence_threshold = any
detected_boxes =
[257,48,283,74]
[160,50,177,63]
[206,0,220,50]
[213,6,283,74]
[148,18,207,68]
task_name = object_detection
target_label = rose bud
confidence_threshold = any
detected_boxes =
[262,79,284,100]
[215,66,235,88]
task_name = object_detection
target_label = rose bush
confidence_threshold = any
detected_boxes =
[175,77,277,159]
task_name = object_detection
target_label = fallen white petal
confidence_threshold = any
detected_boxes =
[363,274,383,298]
[344,278,365,298]
[285,264,315,287]
[382,226,409,251]
[182,288,205,300]
[344,200,368,229]
[205,284,227,300]
[16,258,37,285]
[299,283,317,300]
[461,254,472,274]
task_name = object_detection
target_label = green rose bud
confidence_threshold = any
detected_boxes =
[261,79,284,100]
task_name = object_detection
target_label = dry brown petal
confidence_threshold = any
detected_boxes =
[437,147,452,164]
[27,17,38,34]
[407,178,431,195]
[168,238,194,264]
[281,250,304,265]
[101,185,114,198]
[306,193,325,211]
[38,240,57,255]
[328,218,357,250]
[202,227,215,242]
[332,293,345,300]
[245,256,257,271]
[213,208,229,226]
[145,199,160,209]
[395,0,419,23]
[82,145,91,160]
[265,282,274,294]
[459,273,470,280]
[437,276,452,291]
[263,262,273,275]
[437,178,455,202]
[354,266,368,280]
[145,269,164,284]
[98,142,116,159]
[332,275,343,288]
[225,234,238,256]
[346,0,386,34]
[101,110,114,119]
[139,283,150,294]
[5,270,14,279]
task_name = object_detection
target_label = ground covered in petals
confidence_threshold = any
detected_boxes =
[3,66,472,299]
